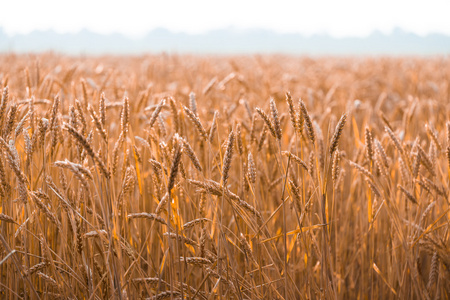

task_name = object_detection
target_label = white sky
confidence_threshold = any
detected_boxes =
[1,0,450,38]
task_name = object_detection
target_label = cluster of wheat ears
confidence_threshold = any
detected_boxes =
[0,54,448,299]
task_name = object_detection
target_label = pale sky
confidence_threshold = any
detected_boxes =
[1,0,450,38]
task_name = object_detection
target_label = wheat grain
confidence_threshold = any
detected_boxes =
[3,103,17,138]
[247,152,256,184]
[88,104,108,143]
[235,122,244,155]
[182,218,210,230]
[64,124,110,178]
[398,185,418,204]
[332,150,341,185]
[329,113,347,155]
[0,213,16,224]
[270,98,282,140]
[282,151,308,172]
[425,124,442,151]
[183,105,208,141]
[365,127,374,162]
[149,98,166,130]
[299,100,315,144]
[167,137,182,192]
[209,110,218,142]
[257,124,268,152]
[179,256,212,266]
[147,291,181,300]
[256,107,277,139]
[0,86,9,132]
[221,130,235,186]
[182,138,202,172]
[128,213,168,225]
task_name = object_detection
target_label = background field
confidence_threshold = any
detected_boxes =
[0,54,449,299]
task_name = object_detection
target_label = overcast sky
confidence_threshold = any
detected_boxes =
[1,0,450,38]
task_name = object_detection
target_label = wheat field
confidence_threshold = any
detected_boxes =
[0,54,449,299]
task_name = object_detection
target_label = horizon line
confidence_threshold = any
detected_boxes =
[1,26,450,39]
[2,26,450,56]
